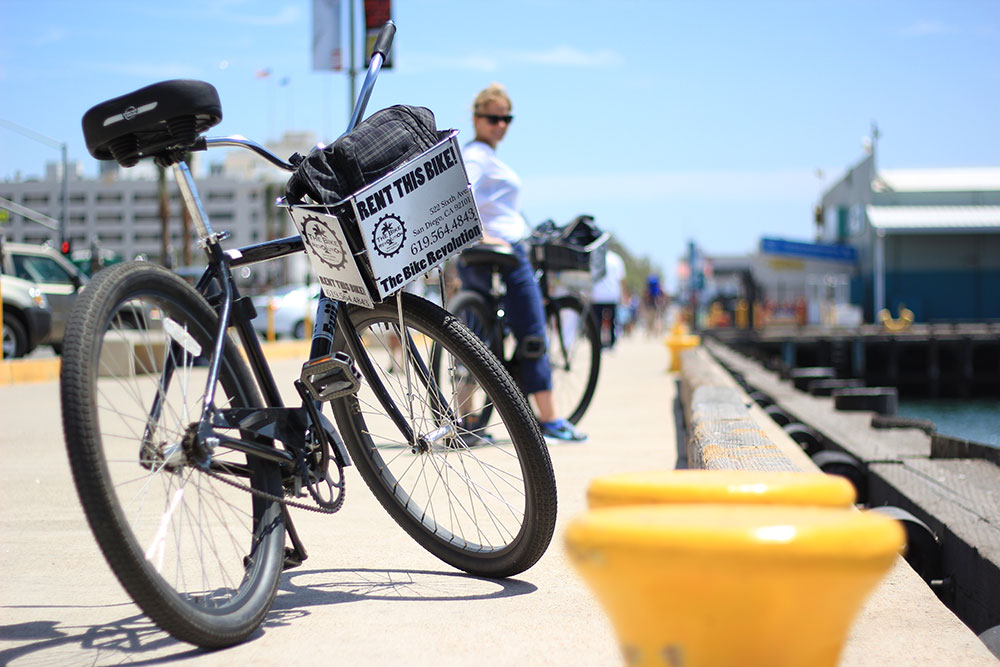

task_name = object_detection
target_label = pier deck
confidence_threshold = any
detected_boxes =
[712,323,1000,398]
[708,338,1000,637]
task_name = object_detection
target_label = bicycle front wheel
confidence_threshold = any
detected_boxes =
[60,262,285,649]
[332,293,557,578]
[546,296,601,424]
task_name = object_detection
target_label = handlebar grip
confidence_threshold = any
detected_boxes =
[371,20,395,58]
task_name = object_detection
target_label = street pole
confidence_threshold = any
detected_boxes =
[60,142,68,246]
[348,0,357,121]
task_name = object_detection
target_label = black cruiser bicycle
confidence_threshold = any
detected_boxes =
[61,22,556,649]
[438,219,607,426]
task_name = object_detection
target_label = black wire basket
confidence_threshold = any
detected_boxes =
[529,215,610,281]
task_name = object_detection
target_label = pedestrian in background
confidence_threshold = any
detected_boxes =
[644,273,667,335]
[459,82,587,443]
[591,249,627,349]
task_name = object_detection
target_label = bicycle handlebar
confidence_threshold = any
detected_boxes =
[347,20,395,133]
[371,20,396,59]
[204,135,296,171]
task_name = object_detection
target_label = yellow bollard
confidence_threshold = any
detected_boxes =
[878,304,914,332]
[266,301,276,342]
[734,299,749,329]
[587,469,856,510]
[565,504,903,667]
[664,331,701,372]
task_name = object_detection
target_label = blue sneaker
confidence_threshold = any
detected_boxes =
[540,419,588,444]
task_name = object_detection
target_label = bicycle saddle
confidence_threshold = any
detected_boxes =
[82,80,222,167]
[459,244,521,271]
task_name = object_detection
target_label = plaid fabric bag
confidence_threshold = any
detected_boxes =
[285,105,447,205]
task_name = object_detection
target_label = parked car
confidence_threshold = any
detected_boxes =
[69,246,124,277]
[1,273,52,358]
[1,242,88,353]
[251,283,321,340]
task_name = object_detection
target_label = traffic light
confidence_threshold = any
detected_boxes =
[60,239,72,255]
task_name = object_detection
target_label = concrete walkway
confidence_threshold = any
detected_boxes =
[3,333,995,665]
[0,335,679,665]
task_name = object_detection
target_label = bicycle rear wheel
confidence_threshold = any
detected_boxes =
[332,293,557,577]
[434,289,503,430]
[546,296,601,424]
[60,262,285,648]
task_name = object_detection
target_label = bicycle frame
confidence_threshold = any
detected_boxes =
[134,29,399,556]
[159,18,464,487]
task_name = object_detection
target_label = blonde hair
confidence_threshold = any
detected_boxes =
[473,83,512,115]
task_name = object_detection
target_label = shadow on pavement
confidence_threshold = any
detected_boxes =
[0,567,535,664]
[273,566,537,608]
[0,612,200,666]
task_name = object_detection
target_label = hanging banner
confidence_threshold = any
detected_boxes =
[312,0,343,71]
[288,207,374,308]
[353,134,483,300]
[364,0,393,67]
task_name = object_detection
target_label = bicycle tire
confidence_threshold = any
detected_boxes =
[545,296,601,424]
[331,292,557,577]
[60,261,285,648]
[433,289,503,429]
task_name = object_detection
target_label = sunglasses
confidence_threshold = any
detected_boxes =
[476,113,514,125]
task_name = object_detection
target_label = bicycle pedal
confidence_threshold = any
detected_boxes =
[299,351,361,402]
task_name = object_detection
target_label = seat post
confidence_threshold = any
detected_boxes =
[172,160,217,248]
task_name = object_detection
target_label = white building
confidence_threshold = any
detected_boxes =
[817,148,1000,321]
[0,130,319,287]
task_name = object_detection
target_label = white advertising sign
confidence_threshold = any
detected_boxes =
[288,207,374,308]
[352,134,483,300]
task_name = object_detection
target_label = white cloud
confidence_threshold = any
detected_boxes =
[401,53,500,73]
[94,61,201,79]
[144,2,301,26]
[32,26,69,47]
[510,45,625,68]
[401,46,624,73]
[225,6,301,26]
[524,168,827,206]
[899,21,959,37]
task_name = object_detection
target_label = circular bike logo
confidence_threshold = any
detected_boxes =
[302,216,347,270]
[371,213,406,258]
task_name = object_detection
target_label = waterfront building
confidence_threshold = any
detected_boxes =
[816,148,1000,322]
[695,240,860,329]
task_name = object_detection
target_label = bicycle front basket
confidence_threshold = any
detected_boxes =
[286,131,484,307]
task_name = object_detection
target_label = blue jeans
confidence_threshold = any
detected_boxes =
[457,242,552,395]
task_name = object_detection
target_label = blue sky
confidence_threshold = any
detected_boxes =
[2,1,998,286]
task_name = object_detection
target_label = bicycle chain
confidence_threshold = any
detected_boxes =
[201,465,345,514]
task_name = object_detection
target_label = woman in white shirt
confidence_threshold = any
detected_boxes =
[459,83,587,444]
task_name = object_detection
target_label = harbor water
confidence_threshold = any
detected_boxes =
[898,397,1000,450]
